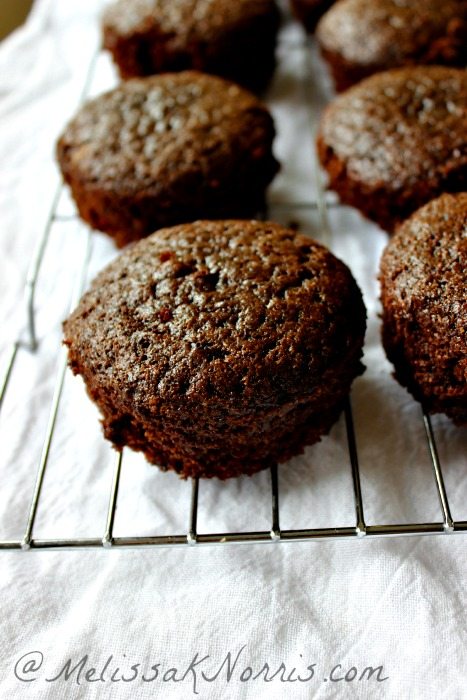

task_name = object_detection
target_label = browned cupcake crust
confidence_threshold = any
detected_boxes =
[380,193,467,424]
[102,0,280,92]
[56,72,279,248]
[63,220,366,479]
[317,66,467,233]
[290,0,336,33]
[317,0,467,91]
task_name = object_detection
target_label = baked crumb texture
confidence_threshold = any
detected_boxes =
[380,193,467,425]
[102,0,280,92]
[317,66,467,233]
[317,0,467,91]
[64,220,367,479]
[57,72,279,247]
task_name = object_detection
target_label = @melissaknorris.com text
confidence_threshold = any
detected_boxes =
[14,646,389,694]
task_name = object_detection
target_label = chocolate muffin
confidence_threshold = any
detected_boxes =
[317,66,467,233]
[102,0,280,92]
[56,72,279,248]
[290,0,336,33]
[317,0,467,91]
[380,194,467,424]
[63,220,366,479]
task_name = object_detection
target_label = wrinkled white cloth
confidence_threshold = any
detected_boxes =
[0,2,466,699]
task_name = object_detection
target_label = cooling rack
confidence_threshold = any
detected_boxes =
[0,25,465,552]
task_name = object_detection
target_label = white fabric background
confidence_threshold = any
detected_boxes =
[0,2,466,698]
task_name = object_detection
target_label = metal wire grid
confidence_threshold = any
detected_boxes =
[0,36,465,552]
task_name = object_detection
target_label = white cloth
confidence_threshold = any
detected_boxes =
[1,2,466,698]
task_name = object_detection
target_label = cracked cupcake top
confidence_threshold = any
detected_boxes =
[103,0,278,41]
[63,220,366,411]
[318,66,467,190]
[318,0,467,66]
[57,71,277,194]
[381,193,467,324]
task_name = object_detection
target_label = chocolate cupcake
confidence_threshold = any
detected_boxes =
[63,220,366,479]
[102,0,280,93]
[317,0,467,91]
[56,72,279,247]
[317,66,467,233]
[290,0,336,33]
[380,193,467,424]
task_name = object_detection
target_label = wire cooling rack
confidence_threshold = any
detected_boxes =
[0,27,466,552]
